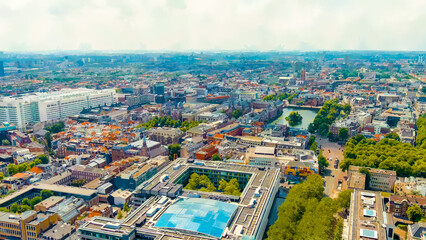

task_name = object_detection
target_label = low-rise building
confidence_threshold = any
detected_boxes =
[41,223,76,240]
[245,146,277,169]
[195,145,218,160]
[109,189,132,206]
[34,196,65,212]
[114,157,168,190]
[348,166,397,192]
[389,195,426,218]
[408,222,426,240]
[148,127,184,145]
[0,210,59,240]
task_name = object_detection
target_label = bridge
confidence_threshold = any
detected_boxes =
[285,104,322,110]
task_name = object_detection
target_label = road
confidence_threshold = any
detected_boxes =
[316,135,345,198]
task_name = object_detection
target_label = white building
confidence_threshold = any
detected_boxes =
[0,88,115,129]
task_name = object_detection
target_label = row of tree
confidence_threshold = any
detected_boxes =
[45,121,65,134]
[309,99,351,136]
[341,134,426,177]
[267,175,350,240]
[135,116,201,132]
[7,154,49,176]
[184,173,216,192]
[263,93,298,102]
[184,173,241,196]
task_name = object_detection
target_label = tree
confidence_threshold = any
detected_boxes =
[223,179,241,196]
[30,196,42,208]
[71,178,87,187]
[0,172,4,180]
[7,164,19,175]
[232,109,243,119]
[267,174,330,240]
[41,190,53,200]
[184,173,217,192]
[218,178,241,196]
[341,129,426,177]
[309,141,318,152]
[338,128,349,141]
[335,190,353,213]
[123,202,130,212]
[45,132,52,149]
[319,123,330,136]
[385,132,401,141]
[285,111,303,126]
[1,139,10,145]
[18,205,32,213]
[308,123,316,134]
[406,204,423,222]
[212,154,222,161]
[328,131,335,142]
[22,198,31,206]
[318,154,329,173]
[334,217,344,240]
[38,154,49,164]
[307,135,316,147]
[10,203,19,213]
[168,144,181,161]
[0,207,9,212]
[45,121,65,134]
[117,210,123,219]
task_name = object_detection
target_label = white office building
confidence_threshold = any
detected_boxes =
[0,88,115,129]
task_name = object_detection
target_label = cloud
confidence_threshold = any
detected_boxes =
[0,0,425,51]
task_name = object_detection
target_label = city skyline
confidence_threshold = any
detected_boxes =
[1,0,425,52]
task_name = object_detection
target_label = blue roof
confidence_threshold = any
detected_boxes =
[155,198,238,238]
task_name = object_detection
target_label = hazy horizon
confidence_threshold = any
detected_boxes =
[1,0,425,52]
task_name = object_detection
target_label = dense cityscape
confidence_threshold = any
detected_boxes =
[0,51,425,240]
[1,0,426,239]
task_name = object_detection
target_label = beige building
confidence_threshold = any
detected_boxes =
[0,210,59,240]
[348,166,397,192]
[245,146,277,169]
[34,196,65,212]
[148,127,184,145]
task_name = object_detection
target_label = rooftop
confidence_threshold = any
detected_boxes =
[155,198,238,239]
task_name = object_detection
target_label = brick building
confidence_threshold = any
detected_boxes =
[195,145,219,160]
[389,195,426,218]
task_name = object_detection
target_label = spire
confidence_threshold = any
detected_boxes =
[142,132,147,148]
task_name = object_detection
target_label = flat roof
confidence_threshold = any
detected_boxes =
[360,229,378,239]
[155,198,238,239]
[254,146,275,155]
[363,209,376,217]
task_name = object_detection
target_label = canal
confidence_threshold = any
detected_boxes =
[263,186,288,239]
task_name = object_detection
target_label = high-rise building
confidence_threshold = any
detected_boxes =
[0,88,116,129]
[152,82,165,95]
[301,69,306,81]
[0,61,4,76]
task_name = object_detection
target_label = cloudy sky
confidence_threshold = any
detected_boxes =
[0,0,425,52]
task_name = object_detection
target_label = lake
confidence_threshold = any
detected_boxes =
[273,107,318,129]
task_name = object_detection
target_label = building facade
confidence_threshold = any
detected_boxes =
[0,88,115,129]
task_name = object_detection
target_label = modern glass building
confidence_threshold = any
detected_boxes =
[155,198,238,239]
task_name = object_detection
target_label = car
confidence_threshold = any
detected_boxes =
[329,157,333,161]
[334,160,340,169]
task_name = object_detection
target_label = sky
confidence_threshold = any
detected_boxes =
[0,0,425,52]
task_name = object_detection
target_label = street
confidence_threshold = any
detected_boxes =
[316,135,345,198]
